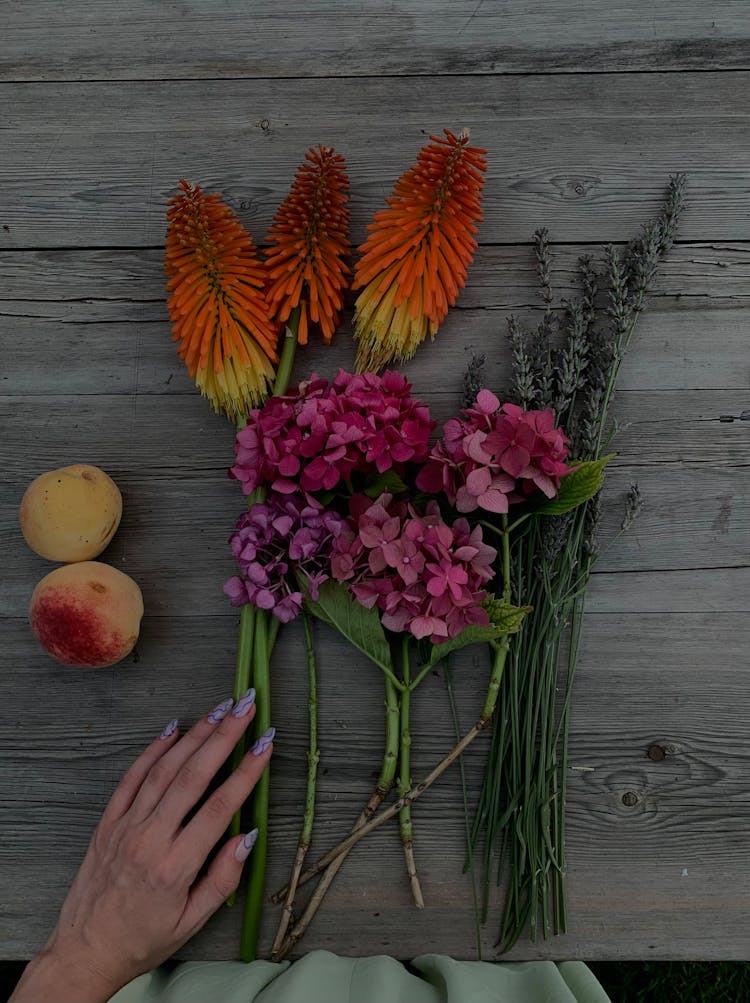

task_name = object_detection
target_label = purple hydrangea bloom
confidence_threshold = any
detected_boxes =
[224,493,344,622]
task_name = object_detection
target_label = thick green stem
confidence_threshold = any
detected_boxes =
[270,613,319,957]
[481,639,510,724]
[290,632,512,898]
[301,613,319,848]
[229,605,256,836]
[273,669,400,958]
[273,308,300,396]
[267,615,281,657]
[225,606,258,907]
[228,311,299,927]
[480,520,512,723]
[399,635,424,907]
[380,673,401,795]
[240,609,271,962]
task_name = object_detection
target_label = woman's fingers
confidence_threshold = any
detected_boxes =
[99,719,181,828]
[127,690,256,823]
[152,697,262,831]
[175,735,273,879]
[177,830,259,940]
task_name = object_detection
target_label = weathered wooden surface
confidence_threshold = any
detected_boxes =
[3,73,750,246]
[1,0,749,964]
[3,2,749,79]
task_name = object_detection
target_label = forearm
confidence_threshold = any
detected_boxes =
[10,947,122,1003]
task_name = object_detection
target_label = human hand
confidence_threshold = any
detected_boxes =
[11,688,272,1003]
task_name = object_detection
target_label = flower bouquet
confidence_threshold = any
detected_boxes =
[163,130,685,959]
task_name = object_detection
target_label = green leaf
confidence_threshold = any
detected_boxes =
[487,600,533,635]
[535,454,616,516]
[420,625,507,672]
[300,579,393,673]
[363,469,408,499]
[315,489,337,506]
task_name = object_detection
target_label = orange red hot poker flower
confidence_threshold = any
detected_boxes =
[352,129,487,372]
[164,179,279,422]
[265,146,350,346]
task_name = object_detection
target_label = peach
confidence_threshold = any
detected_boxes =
[29,562,144,669]
[20,464,122,562]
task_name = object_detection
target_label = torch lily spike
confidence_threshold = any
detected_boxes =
[265,145,350,346]
[165,179,279,424]
[352,129,487,372]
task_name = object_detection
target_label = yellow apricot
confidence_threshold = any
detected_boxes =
[20,464,122,562]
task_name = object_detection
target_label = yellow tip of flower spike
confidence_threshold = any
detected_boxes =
[164,179,280,424]
[352,129,487,373]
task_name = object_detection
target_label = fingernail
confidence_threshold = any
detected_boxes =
[232,687,256,718]
[159,718,178,740]
[207,697,234,723]
[235,828,259,863]
[251,726,275,756]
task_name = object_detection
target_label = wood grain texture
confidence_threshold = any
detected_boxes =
[2,0,749,965]
[3,73,750,247]
[2,1,749,81]
[2,244,750,394]
[2,613,749,960]
[2,462,749,617]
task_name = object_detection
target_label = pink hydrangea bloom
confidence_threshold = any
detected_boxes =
[417,389,572,513]
[224,493,344,622]
[230,369,435,497]
[331,494,496,644]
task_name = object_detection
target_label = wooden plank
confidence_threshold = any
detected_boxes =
[586,567,750,614]
[1,612,748,960]
[2,73,750,247]
[2,243,750,395]
[2,1,748,81]
[2,457,748,618]
[2,7,748,964]
[0,391,745,475]
[1,387,747,478]
[3,244,750,305]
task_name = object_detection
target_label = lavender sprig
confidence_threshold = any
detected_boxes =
[507,315,537,408]
[470,175,687,952]
[463,352,487,407]
[534,227,554,319]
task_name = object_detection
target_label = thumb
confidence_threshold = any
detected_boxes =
[179,829,258,938]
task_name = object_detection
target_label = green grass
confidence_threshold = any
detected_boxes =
[591,962,750,1002]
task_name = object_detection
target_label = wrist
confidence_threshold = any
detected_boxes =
[11,945,122,1003]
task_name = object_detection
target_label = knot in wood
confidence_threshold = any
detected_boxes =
[647,743,667,762]
[621,791,639,807]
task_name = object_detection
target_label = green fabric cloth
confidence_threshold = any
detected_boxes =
[110,952,611,1003]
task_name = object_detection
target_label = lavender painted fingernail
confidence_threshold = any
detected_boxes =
[232,687,256,718]
[159,718,178,740]
[251,726,275,756]
[235,828,259,863]
[207,697,234,723]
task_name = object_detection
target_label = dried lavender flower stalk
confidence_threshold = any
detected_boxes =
[472,175,687,954]
[463,352,487,407]
[579,255,598,329]
[621,482,643,532]
[507,315,537,408]
[553,300,589,418]
[534,227,554,319]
